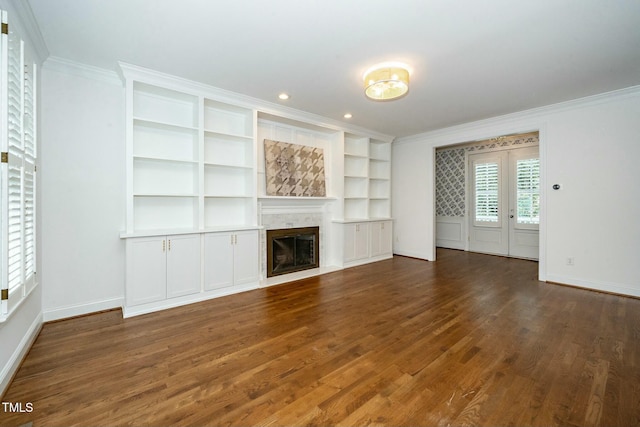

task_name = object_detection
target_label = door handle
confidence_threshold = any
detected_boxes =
[509,215,514,218]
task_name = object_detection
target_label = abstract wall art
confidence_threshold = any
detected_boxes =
[264,139,326,197]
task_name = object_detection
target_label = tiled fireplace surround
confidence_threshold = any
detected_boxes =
[258,199,335,285]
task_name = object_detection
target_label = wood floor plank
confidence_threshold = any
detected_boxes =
[2,249,640,426]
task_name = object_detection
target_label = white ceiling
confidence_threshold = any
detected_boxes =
[26,0,640,137]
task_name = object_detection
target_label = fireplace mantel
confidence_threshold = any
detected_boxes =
[258,196,337,215]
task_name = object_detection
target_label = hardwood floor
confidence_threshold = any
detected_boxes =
[2,249,639,426]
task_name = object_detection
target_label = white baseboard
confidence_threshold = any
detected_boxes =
[436,240,466,250]
[0,312,42,396]
[43,297,124,322]
[392,249,433,261]
[122,283,259,318]
[546,275,640,298]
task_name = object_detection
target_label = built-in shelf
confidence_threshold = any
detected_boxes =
[123,67,258,235]
[341,135,391,220]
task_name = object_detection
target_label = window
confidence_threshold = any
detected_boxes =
[516,158,540,225]
[1,10,38,321]
[474,162,499,223]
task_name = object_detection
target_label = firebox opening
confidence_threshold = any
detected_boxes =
[267,227,320,277]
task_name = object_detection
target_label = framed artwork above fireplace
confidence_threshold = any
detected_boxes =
[264,139,326,197]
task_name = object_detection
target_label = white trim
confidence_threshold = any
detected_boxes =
[536,124,548,282]
[258,197,336,216]
[546,275,640,299]
[395,85,640,146]
[343,253,393,268]
[392,249,433,261]
[122,282,258,318]
[43,56,122,86]
[0,0,48,64]
[119,226,262,239]
[42,297,124,322]
[435,216,466,250]
[0,311,42,396]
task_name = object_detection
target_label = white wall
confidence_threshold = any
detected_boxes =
[392,86,640,297]
[40,61,126,320]
[391,140,434,260]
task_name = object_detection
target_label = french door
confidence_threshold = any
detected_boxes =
[468,147,539,259]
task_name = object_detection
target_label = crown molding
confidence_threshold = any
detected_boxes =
[43,56,122,86]
[396,85,640,146]
[1,0,49,64]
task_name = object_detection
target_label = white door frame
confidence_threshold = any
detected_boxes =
[428,125,547,282]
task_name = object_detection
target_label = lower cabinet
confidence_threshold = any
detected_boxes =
[370,220,393,257]
[344,222,370,263]
[124,229,259,317]
[125,234,201,307]
[338,219,393,267]
[204,230,259,290]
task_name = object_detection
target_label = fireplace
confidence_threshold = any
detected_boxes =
[266,226,320,277]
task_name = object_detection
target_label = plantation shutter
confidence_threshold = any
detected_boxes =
[1,10,38,319]
[474,162,499,223]
[23,46,36,294]
[515,158,540,225]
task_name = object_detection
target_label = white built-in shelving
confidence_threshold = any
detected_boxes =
[342,135,392,220]
[131,82,200,231]
[343,135,370,220]
[336,135,393,267]
[123,69,257,235]
[368,138,391,219]
[120,64,260,317]
[202,99,256,229]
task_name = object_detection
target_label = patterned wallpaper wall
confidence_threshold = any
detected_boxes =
[435,132,539,217]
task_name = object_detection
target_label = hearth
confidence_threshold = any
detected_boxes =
[266,226,319,277]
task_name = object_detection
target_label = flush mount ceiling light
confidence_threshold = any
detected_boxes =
[363,62,410,101]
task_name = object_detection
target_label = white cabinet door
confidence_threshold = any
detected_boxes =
[126,237,167,306]
[204,231,259,289]
[344,223,369,262]
[233,231,259,285]
[370,221,393,257]
[343,223,357,262]
[355,223,370,260]
[204,233,234,290]
[166,234,201,298]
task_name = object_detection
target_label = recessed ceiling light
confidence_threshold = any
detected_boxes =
[278,93,290,100]
[344,113,353,119]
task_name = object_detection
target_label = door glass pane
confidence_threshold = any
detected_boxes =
[516,158,540,224]
[475,162,499,223]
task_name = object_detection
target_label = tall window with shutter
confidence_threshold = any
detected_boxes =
[516,158,540,225]
[474,162,500,224]
[1,10,38,320]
